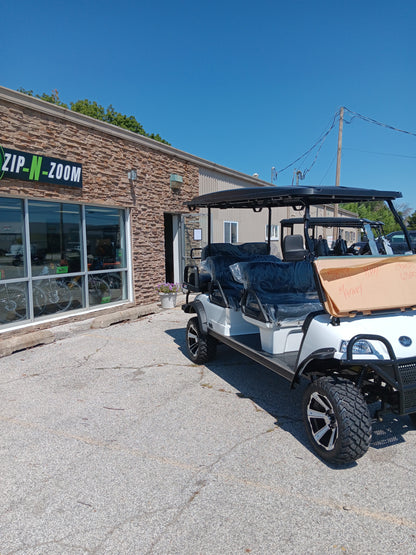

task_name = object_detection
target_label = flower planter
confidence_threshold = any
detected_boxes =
[159,292,177,309]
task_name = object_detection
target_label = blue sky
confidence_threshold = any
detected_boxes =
[3,1,416,208]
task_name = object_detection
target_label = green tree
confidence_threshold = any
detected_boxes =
[18,87,68,107]
[341,201,400,234]
[70,99,106,120]
[17,88,169,145]
[407,211,416,229]
[70,100,170,144]
[396,202,412,222]
[17,87,34,96]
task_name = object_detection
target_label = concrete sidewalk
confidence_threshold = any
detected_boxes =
[0,300,162,358]
[0,307,415,554]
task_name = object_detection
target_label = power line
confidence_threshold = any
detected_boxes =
[343,147,416,159]
[275,107,416,182]
[277,110,340,177]
[319,153,337,185]
[343,107,416,138]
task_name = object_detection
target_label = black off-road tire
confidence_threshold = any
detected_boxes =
[303,376,371,465]
[186,316,216,364]
[409,413,416,429]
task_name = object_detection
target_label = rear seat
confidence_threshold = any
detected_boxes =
[203,254,244,309]
[201,242,270,260]
[199,243,279,309]
[230,259,322,325]
[204,254,281,309]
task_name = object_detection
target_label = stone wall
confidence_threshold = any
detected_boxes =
[0,97,199,306]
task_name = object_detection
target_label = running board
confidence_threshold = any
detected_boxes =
[209,330,297,382]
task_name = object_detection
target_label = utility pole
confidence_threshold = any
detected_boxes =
[334,107,344,225]
[335,106,344,188]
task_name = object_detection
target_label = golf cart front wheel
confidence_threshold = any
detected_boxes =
[302,376,371,465]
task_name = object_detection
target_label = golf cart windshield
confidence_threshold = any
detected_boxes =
[280,216,393,257]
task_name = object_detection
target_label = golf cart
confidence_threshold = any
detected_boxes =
[182,186,416,464]
[280,216,390,257]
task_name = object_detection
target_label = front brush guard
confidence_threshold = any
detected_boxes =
[341,334,416,415]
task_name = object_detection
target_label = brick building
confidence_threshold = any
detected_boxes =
[0,86,270,336]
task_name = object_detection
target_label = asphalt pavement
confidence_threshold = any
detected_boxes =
[1,307,415,554]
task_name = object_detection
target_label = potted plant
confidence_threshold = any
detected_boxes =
[156,282,182,309]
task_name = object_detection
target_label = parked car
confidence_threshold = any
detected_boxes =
[348,241,368,254]
[182,185,416,465]
[386,230,416,254]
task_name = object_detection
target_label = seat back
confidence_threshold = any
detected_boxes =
[315,238,330,257]
[230,259,321,324]
[282,234,307,261]
[201,242,270,261]
[202,243,244,260]
[204,253,279,309]
[333,237,348,256]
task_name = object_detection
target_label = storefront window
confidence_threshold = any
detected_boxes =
[86,206,126,304]
[0,197,129,328]
[86,206,125,270]
[28,201,82,276]
[0,198,26,280]
[0,282,28,324]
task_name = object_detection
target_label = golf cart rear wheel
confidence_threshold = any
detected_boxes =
[186,316,216,364]
[303,376,371,465]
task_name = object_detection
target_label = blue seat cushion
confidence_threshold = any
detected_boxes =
[230,259,321,323]
[203,254,280,309]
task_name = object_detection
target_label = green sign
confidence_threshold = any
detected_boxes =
[0,146,82,188]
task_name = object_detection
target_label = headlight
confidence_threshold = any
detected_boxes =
[340,339,375,355]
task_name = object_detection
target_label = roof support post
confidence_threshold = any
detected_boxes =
[207,207,212,249]
[267,207,272,252]
[303,205,314,254]
[388,199,415,252]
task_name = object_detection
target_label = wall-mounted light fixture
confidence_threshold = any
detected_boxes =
[170,173,183,190]
[127,169,137,181]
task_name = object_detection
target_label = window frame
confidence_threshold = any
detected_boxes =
[0,197,131,327]
[224,221,238,244]
[265,224,279,241]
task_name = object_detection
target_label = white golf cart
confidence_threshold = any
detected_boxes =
[182,186,416,464]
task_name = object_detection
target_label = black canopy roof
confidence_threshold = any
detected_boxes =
[186,186,402,210]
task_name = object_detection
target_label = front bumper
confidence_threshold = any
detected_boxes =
[341,334,416,415]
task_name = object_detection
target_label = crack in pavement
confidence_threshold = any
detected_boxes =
[147,427,277,549]
[1,414,415,552]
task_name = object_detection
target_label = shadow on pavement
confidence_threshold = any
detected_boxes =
[166,326,414,466]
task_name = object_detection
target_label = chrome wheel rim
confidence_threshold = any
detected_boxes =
[187,322,199,356]
[306,392,338,451]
